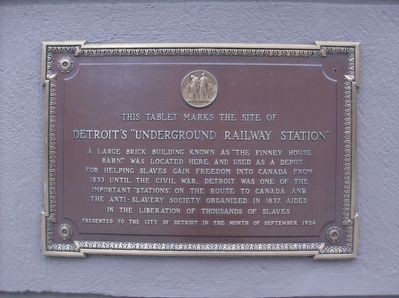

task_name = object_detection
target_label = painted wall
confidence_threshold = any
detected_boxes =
[1,1,398,297]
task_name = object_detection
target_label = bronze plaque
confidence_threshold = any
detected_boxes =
[42,42,359,259]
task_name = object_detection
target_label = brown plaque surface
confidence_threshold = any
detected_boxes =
[42,41,359,259]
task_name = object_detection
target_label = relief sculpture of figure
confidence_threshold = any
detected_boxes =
[199,72,211,100]
[181,70,217,108]
[189,75,199,99]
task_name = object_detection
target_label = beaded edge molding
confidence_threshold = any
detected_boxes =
[42,41,359,259]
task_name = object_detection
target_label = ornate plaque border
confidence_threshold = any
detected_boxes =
[41,41,359,259]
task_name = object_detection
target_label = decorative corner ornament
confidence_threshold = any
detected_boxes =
[58,56,74,73]
[327,227,341,244]
[57,223,73,240]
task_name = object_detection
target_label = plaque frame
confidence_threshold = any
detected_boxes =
[42,41,359,259]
